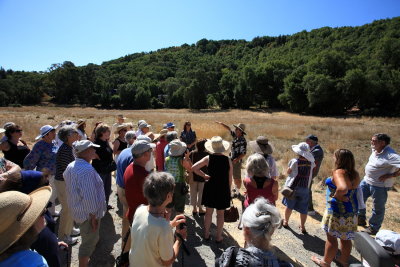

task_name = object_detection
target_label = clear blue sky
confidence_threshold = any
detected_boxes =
[1,0,399,72]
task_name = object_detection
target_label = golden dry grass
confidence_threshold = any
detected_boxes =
[2,106,400,232]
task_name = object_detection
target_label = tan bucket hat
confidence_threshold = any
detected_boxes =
[249,136,274,155]
[0,186,52,254]
[233,123,246,135]
[205,136,230,154]
[114,124,128,134]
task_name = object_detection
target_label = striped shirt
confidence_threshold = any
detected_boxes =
[55,143,75,181]
[63,158,106,223]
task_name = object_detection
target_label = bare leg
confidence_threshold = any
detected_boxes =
[284,207,292,225]
[323,232,338,265]
[79,257,89,267]
[234,178,242,190]
[300,213,308,231]
[216,210,225,241]
[204,207,214,239]
[338,239,352,266]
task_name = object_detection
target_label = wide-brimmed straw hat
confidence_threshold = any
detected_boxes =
[205,136,230,154]
[35,125,55,140]
[291,142,314,162]
[153,129,168,141]
[0,186,52,254]
[249,136,274,155]
[169,140,187,157]
[233,123,246,135]
[77,119,86,127]
[0,128,5,134]
[114,124,128,134]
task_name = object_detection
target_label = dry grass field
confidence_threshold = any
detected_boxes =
[1,106,400,233]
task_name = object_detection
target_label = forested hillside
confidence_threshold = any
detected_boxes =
[1,17,399,115]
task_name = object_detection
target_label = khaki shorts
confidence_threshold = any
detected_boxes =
[233,161,242,180]
[78,219,101,258]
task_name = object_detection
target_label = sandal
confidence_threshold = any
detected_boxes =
[282,221,289,229]
[299,226,308,234]
[311,256,330,267]
[333,256,349,267]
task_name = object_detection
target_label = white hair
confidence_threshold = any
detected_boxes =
[246,153,269,177]
[242,197,281,247]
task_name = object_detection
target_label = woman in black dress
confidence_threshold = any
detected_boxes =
[192,136,233,243]
[0,123,30,168]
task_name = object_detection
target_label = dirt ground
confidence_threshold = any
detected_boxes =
[60,174,365,267]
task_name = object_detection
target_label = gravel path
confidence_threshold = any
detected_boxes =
[60,180,362,267]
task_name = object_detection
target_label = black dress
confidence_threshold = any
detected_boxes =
[202,154,230,210]
[3,140,30,168]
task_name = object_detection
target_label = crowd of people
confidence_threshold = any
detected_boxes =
[0,115,399,267]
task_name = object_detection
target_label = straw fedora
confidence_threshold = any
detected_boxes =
[168,140,187,157]
[205,136,230,154]
[76,119,86,127]
[153,129,168,141]
[233,123,246,135]
[114,124,128,134]
[249,136,274,155]
[291,142,315,162]
[0,186,52,254]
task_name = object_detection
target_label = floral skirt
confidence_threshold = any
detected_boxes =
[321,210,358,240]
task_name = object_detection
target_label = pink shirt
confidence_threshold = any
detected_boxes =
[244,176,276,207]
[156,139,167,171]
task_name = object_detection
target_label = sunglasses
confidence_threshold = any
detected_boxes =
[14,129,23,133]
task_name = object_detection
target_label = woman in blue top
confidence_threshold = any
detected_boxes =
[311,149,360,267]
[180,121,197,151]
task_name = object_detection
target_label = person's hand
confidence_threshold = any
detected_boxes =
[334,194,349,202]
[90,214,98,232]
[58,241,68,249]
[170,214,186,228]
[204,174,211,180]
[176,226,187,240]
[379,173,393,181]
[184,150,190,160]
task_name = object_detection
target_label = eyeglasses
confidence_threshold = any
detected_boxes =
[14,129,23,133]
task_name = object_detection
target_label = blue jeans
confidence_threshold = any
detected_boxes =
[358,179,389,231]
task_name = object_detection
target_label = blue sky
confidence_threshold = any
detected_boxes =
[1,0,399,72]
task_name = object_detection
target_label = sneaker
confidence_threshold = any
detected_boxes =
[61,235,78,245]
[357,216,367,227]
[362,226,378,235]
[307,210,316,216]
[71,227,80,236]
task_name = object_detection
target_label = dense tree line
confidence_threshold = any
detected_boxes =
[1,17,399,115]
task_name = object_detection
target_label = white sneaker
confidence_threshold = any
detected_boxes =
[71,227,80,236]
[307,210,316,215]
[61,235,78,245]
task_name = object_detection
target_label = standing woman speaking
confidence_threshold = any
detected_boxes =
[180,121,197,151]
[92,124,115,210]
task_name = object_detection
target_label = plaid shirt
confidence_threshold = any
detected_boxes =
[230,131,247,160]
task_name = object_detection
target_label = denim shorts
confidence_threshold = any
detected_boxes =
[282,186,309,214]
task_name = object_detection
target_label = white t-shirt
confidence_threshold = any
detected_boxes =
[129,205,174,267]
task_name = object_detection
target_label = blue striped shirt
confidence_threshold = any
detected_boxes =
[63,158,106,223]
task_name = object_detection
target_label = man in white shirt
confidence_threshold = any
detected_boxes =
[358,133,400,235]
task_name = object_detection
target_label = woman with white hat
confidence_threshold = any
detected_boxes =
[192,136,233,243]
[23,125,58,217]
[0,186,52,266]
[164,139,192,216]
[282,142,315,234]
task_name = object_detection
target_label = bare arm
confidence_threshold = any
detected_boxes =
[228,158,233,188]
[215,121,231,132]
[332,169,349,201]
[272,180,279,201]
[192,156,210,180]
[161,215,186,266]
[112,139,120,155]
[0,141,10,151]
[181,151,192,172]
[0,160,21,180]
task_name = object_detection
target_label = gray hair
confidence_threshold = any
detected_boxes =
[57,126,78,143]
[374,133,391,145]
[246,153,269,177]
[242,197,281,248]
[125,131,136,143]
[166,131,178,143]
[143,172,175,207]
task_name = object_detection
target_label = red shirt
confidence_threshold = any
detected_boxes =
[155,139,167,171]
[124,163,149,222]
[244,177,276,207]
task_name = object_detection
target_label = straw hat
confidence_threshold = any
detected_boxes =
[291,142,315,162]
[153,129,168,141]
[0,128,4,134]
[35,125,55,140]
[233,123,246,135]
[249,136,274,155]
[205,136,230,154]
[77,119,86,127]
[0,186,52,254]
[114,124,128,134]
[168,140,187,157]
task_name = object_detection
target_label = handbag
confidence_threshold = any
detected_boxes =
[281,186,295,200]
[224,200,239,223]
[115,228,131,267]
